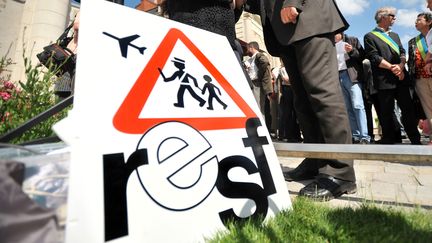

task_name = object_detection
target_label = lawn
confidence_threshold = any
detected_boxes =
[208,197,432,243]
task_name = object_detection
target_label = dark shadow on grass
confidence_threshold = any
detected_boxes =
[288,191,432,210]
[326,205,432,242]
[207,198,432,243]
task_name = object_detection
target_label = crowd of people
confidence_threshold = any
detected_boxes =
[243,6,432,147]
[157,0,432,201]
[56,1,431,202]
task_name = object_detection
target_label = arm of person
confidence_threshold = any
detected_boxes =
[215,86,222,95]
[425,52,432,75]
[346,37,363,61]
[66,11,80,54]
[390,34,406,79]
[280,68,289,82]
[364,34,402,79]
[234,0,246,9]
[189,74,200,88]
[397,35,407,69]
[255,54,273,95]
[378,59,394,70]
[280,0,305,24]
[407,38,416,79]
[256,53,269,83]
[378,59,403,80]
[163,71,180,82]
[364,34,385,68]
[282,0,305,11]
[364,34,396,72]
[243,0,260,15]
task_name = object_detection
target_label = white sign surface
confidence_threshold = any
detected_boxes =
[63,1,291,242]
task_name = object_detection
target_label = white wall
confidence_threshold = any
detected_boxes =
[0,0,71,82]
[0,0,26,63]
[235,12,280,68]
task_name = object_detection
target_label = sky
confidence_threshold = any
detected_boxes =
[123,0,432,51]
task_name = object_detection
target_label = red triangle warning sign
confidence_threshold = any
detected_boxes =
[113,28,257,134]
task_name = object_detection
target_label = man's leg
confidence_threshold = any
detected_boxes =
[350,82,370,143]
[264,96,272,134]
[281,49,324,144]
[281,35,355,188]
[290,34,355,181]
[278,85,288,139]
[286,85,302,141]
[281,45,322,181]
[186,86,205,107]
[396,85,421,144]
[416,78,432,138]
[252,85,263,113]
[340,70,360,142]
[174,86,187,107]
[282,35,356,200]
[377,89,396,144]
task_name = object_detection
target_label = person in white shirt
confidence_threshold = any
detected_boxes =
[335,32,371,144]
[245,42,273,116]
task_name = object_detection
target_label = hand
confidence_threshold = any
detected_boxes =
[158,67,167,81]
[390,64,402,76]
[397,71,405,81]
[234,0,246,9]
[425,62,432,75]
[268,92,276,100]
[280,7,299,24]
[344,43,353,53]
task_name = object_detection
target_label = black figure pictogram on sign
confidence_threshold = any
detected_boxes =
[202,75,227,110]
[158,57,206,108]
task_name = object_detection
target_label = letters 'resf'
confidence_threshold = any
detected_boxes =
[103,122,217,241]
[102,118,276,242]
[216,118,277,224]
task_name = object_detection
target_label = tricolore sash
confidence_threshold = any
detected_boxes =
[371,28,400,55]
[415,34,428,61]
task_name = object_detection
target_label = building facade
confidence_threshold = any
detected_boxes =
[235,11,280,67]
[0,0,277,82]
[0,0,79,82]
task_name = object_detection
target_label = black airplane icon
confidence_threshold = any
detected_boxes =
[102,32,147,58]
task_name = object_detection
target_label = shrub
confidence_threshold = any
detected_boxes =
[0,54,70,144]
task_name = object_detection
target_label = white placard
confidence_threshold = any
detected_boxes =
[62,1,291,242]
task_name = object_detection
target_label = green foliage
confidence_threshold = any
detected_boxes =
[207,197,432,243]
[0,54,69,144]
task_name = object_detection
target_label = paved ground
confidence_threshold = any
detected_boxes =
[278,156,432,210]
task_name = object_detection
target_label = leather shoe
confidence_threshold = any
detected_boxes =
[283,160,318,182]
[299,175,357,201]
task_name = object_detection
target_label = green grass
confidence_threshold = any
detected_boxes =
[207,197,432,243]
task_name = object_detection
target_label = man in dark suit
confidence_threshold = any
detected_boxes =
[364,7,421,145]
[245,41,274,125]
[245,0,356,201]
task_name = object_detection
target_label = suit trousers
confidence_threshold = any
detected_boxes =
[376,87,421,144]
[278,85,301,140]
[280,34,355,182]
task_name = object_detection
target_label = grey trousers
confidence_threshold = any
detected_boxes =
[281,33,356,182]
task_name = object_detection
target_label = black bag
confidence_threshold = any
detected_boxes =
[36,23,76,77]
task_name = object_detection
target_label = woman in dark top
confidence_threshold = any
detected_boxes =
[160,0,245,59]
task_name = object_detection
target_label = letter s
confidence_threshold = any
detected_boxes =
[216,155,269,225]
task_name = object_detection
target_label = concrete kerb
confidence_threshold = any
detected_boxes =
[275,143,432,210]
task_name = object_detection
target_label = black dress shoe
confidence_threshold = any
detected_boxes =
[299,175,357,201]
[283,160,318,182]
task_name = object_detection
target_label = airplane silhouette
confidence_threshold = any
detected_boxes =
[102,32,147,58]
